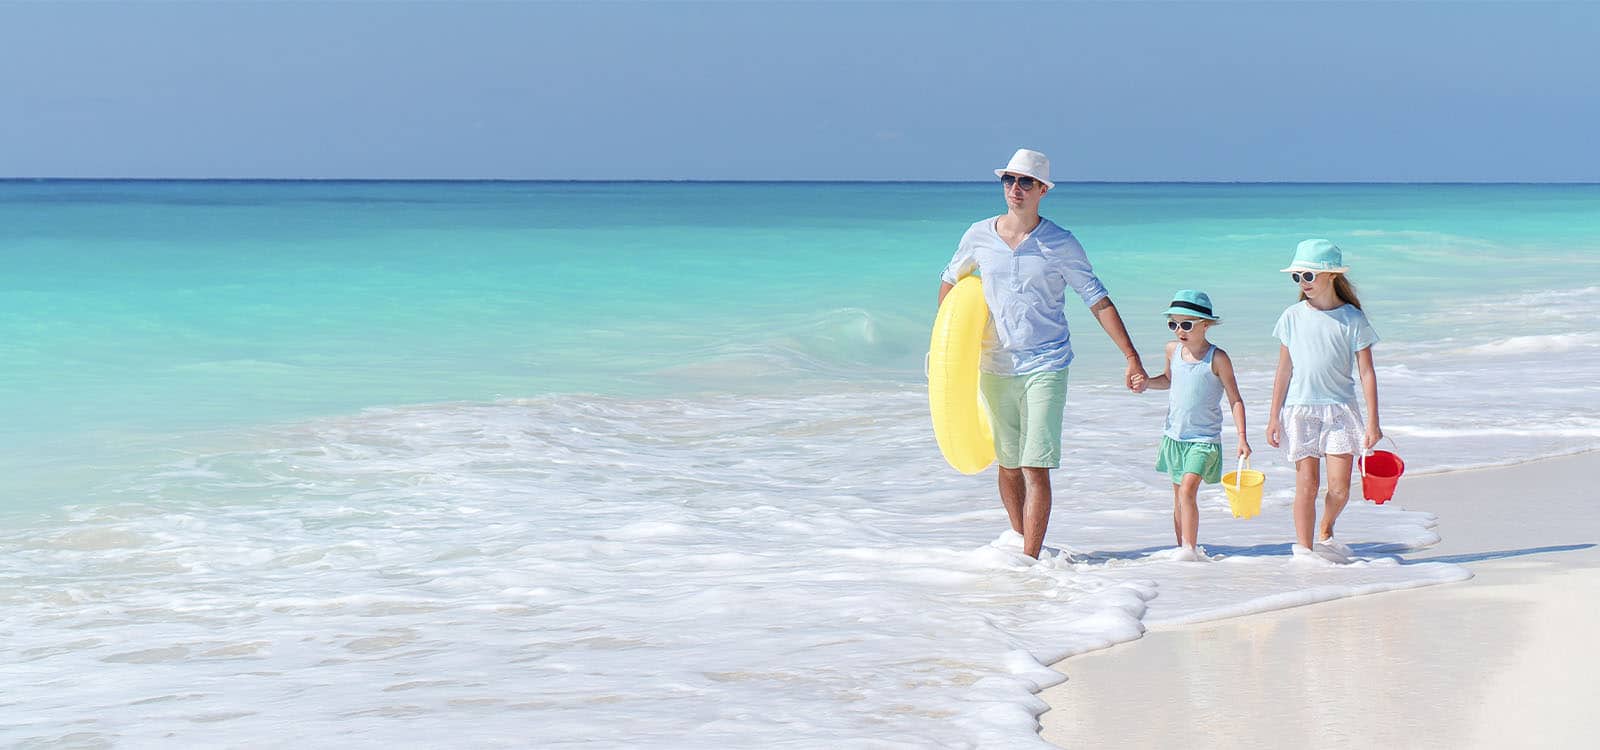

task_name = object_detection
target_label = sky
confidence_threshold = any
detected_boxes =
[1,1,1597,182]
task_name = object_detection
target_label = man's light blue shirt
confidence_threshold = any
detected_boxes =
[942,217,1108,375]
[1273,301,1380,405]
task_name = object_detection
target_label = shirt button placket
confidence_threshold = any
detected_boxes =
[1011,241,1024,291]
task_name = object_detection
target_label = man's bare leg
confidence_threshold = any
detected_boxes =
[1021,467,1053,558]
[998,466,1025,535]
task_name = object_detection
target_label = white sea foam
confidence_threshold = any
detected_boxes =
[1503,285,1600,306]
[1462,333,1590,356]
[6,283,1600,745]
[1348,228,1497,247]
[2,383,1480,748]
[3,357,1595,748]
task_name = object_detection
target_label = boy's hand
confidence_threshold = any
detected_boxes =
[1124,361,1148,393]
[1266,420,1282,449]
[1364,425,1384,452]
[1238,440,1252,460]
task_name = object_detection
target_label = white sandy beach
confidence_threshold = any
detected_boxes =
[1041,451,1600,749]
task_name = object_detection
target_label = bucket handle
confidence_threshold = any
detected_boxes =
[1358,436,1400,478]
[1231,455,1251,493]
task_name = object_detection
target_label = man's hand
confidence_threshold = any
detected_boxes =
[1126,360,1149,393]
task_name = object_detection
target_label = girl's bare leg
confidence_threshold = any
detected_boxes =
[1320,453,1354,541]
[1293,457,1321,549]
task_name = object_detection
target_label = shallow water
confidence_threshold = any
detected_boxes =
[1,181,1595,746]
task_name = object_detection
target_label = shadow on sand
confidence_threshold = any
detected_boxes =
[1402,543,1596,565]
[1078,542,1596,565]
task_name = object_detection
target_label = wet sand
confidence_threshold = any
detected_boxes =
[1041,452,1600,749]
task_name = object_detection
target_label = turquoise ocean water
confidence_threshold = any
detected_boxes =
[2,181,1597,745]
[5,181,1597,508]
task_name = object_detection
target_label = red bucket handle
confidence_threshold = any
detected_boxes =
[1358,435,1400,478]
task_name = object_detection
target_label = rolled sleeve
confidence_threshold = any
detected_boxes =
[1057,235,1109,308]
[941,240,977,284]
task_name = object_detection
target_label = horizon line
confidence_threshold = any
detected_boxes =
[4,177,1599,186]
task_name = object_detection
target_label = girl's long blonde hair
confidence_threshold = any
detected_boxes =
[1299,274,1362,309]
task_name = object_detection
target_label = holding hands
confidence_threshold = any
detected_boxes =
[1126,358,1149,393]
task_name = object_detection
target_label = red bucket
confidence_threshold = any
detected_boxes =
[1360,449,1405,504]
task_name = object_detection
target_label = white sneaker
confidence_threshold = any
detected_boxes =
[1169,545,1202,562]
[1316,536,1354,558]
[1291,543,1348,566]
[1149,545,1202,562]
[1313,543,1351,564]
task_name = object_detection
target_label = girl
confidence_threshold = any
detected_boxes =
[1264,240,1382,563]
[1143,290,1251,561]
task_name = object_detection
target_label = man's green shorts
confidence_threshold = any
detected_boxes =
[979,369,1068,469]
[1155,435,1222,485]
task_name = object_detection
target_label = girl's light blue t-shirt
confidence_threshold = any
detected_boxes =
[1273,301,1380,406]
[941,217,1109,375]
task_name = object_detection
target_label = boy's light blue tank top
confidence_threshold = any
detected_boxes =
[1165,345,1224,443]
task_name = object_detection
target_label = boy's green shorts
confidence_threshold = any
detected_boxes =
[1156,436,1222,485]
[979,369,1068,469]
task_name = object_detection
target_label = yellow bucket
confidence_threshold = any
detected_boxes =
[1221,457,1264,519]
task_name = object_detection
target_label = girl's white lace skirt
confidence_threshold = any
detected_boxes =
[1280,402,1365,461]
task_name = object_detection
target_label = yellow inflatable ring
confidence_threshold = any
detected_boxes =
[928,275,995,474]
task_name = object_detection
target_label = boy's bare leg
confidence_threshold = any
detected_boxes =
[1171,483,1182,546]
[1177,473,1202,548]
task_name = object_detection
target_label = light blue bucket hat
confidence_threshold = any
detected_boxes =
[1280,238,1350,273]
[1162,289,1219,320]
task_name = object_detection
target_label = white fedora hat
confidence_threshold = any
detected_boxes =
[993,148,1055,189]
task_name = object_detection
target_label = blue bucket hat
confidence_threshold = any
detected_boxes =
[1163,289,1219,320]
[1280,239,1350,273]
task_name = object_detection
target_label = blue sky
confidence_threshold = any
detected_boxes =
[2,1,1596,181]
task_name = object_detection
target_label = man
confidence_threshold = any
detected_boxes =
[938,148,1148,558]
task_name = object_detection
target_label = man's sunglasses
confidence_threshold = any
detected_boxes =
[1000,174,1040,191]
[1290,271,1319,284]
[1167,320,1199,332]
